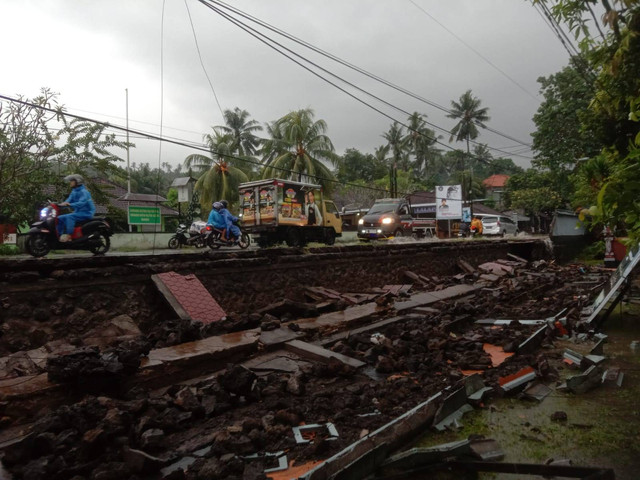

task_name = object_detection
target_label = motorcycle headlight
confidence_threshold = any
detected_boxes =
[40,208,48,218]
[381,217,393,224]
[358,218,364,225]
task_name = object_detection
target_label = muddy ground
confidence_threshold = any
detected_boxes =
[415,306,640,480]
[0,253,619,480]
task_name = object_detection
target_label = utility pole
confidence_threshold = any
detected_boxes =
[126,89,132,233]
[125,88,131,194]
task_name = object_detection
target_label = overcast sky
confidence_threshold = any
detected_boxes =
[2,0,572,171]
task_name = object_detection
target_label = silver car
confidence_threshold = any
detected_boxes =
[479,214,518,236]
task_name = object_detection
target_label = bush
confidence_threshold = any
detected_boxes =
[0,244,19,255]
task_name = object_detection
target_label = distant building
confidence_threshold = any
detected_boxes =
[482,174,510,208]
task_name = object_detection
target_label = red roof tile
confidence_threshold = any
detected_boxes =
[482,174,510,188]
[156,272,226,324]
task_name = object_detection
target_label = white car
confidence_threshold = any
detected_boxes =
[478,214,518,236]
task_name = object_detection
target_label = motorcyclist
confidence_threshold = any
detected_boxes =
[219,199,240,242]
[470,216,483,236]
[207,202,226,232]
[57,174,95,242]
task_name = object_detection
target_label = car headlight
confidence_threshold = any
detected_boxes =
[358,218,364,225]
[381,217,393,224]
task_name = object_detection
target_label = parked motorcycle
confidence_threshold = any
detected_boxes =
[168,222,207,249]
[26,201,112,257]
[205,220,250,250]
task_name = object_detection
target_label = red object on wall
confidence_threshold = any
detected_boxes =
[612,239,627,262]
[0,224,17,244]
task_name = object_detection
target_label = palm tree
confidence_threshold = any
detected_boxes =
[382,122,410,171]
[403,112,441,177]
[447,90,490,155]
[216,107,263,157]
[184,131,249,210]
[261,109,338,191]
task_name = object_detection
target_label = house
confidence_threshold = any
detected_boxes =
[482,174,510,208]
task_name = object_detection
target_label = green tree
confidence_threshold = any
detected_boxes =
[216,107,263,157]
[185,131,249,211]
[403,112,441,178]
[382,122,409,171]
[261,109,338,191]
[336,148,387,184]
[447,90,490,155]
[531,60,602,202]
[0,89,129,227]
[534,0,640,239]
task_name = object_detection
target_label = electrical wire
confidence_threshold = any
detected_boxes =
[407,0,540,103]
[0,93,409,197]
[198,0,534,160]
[184,0,225,120]
[152,0,168,256]
[202,0,533,149]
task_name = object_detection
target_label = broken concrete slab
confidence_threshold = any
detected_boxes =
[566,365,602,394]
[381,440,472,470]
[256,299,319,318]
[590,336,608,355]
[316,314,423,348]
[294,302,382,333]
[139,330,260,384]
[285,340,365,369]
[259,327,302,349]
[457,259,476,274]
[470,438,504,461]
[517,325,549,355]
[522,382,552,402]
[499,366,537,393]
[300,391,442,480]
[433,387,473,431]
[152,272,226,325]
[395,284,478,312]
[601,367,624,387]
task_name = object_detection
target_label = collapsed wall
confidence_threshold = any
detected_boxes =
[0,240,545,356]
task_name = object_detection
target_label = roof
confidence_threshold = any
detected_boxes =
[407,191,436,205]
[482,174,510,188]
[118,192,168,202]
[170,177,196,187]
[472,203,502,216]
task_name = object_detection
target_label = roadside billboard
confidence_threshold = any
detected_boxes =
[435,185,462,219]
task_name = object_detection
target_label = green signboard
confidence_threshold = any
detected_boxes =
[128,206,161,225]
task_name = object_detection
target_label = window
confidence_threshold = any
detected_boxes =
[399,206,409,215]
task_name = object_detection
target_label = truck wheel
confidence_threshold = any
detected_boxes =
[286,228,302,247]
[394,229,403,238]
[324,228,336,246]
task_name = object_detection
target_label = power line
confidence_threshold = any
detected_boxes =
[0,93,408,197]
[199,0,534,160]
[184,0,225,120]
[202,0,533,149]
[407,0,540,103]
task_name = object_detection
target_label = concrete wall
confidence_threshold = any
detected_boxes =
[110,233,174,250]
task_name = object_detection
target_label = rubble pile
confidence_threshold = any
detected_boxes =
[0,256,612,480]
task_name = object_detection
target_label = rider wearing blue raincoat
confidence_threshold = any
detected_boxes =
[57,174,95,241]
[207,202,226,230]
[219,200,240,241]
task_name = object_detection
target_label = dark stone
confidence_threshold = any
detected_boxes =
[551,411,568,422]
[218,365,257,398]
[141,428,165,449]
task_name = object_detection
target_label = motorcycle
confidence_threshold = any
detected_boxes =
[205,220,250,250]
[168,222,207,249]
[26,201,112,257]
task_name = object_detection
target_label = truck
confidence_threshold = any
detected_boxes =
[357,197,436,241]
[238,178,342,248]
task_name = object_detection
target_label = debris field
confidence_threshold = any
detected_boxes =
[0,251,615,480]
